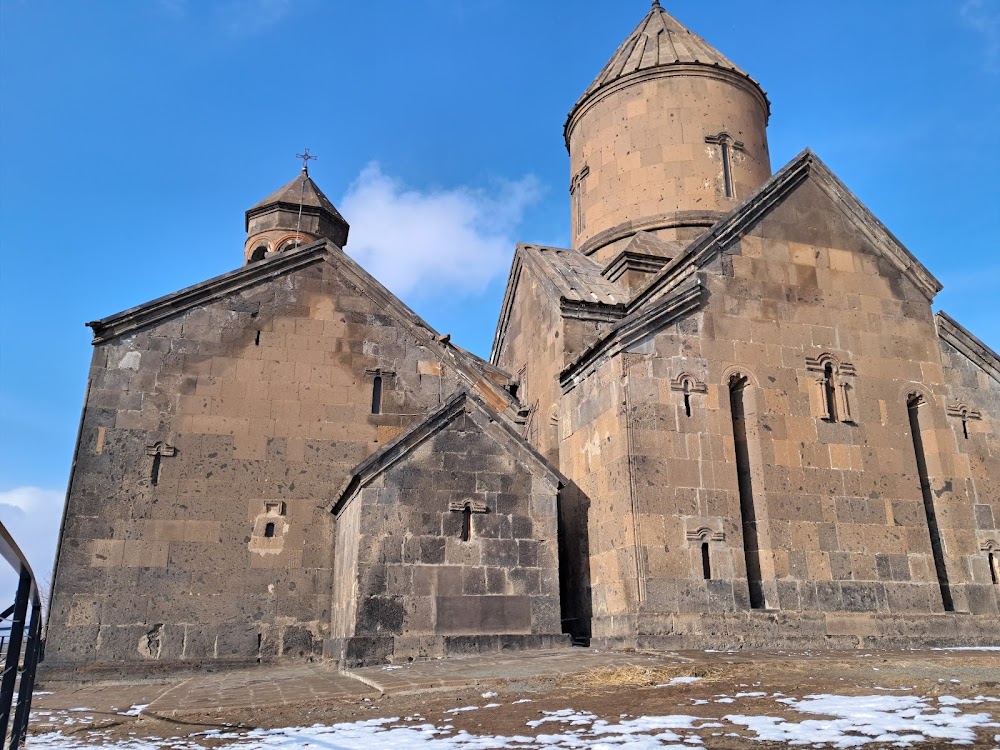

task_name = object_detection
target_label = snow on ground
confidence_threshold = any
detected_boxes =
[26,693,1000,749]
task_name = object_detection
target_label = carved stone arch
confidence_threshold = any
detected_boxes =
[275,233,309,253]
[685,527,725,542]
[899,382,934,409]
[248,241,271,262]
[722,364,759,390]
[670,372,709,394]
[981,539,1000,553]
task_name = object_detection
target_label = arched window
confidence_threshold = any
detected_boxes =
[277,238,302,254]
[249,244,269,263]
[823,363,838,422]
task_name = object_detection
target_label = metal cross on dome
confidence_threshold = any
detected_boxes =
[296,148,317,175]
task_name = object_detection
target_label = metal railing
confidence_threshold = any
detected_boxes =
[0,522,44,750]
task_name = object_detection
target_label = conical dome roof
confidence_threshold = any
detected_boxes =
[574,2,764,110]
[246,171,345,223]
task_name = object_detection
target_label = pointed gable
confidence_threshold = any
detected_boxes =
[630,150,943,312]
[491,244,626,363]
[86,240,521,418]
[561,150,946,387]
[332,391,564,515]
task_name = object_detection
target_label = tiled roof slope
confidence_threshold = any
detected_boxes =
[526,244,626,306]
[576,1,760,106]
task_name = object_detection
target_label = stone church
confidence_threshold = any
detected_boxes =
[45,2,999,673]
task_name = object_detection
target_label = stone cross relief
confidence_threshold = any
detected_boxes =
[449,500,488,542]
[946,403,982,440]
[145,442,177,487]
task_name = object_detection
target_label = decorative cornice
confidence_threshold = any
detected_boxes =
[560,280,704,392]
[578,211,722,258]
[936,312,1000,385]
[566,64,769,149]
[87,240,521,421]
[601,250,671,284]
[88,241,332,343]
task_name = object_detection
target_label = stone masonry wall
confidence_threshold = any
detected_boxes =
[46,258,496,671]
[560,174,999,646]
[331,405,563,666]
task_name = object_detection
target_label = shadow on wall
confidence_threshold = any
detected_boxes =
[558,479,593,643]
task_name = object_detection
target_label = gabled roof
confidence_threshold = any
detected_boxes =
[569,2,767,128]
[936,312,1000,385]
[629,149,944,312]
[86,240,523,419]
[560,278,705,392]
[560,149,947,389]
[490,243,627,363]
[246,171,344,221]
[331,390,566,516]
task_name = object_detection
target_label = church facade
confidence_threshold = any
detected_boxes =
[45,3,1000,673]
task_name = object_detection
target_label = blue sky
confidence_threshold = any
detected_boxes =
[1,0,998,589]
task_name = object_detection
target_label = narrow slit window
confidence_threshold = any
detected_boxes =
[907,395,954,611]
[701,542,711,580]
[150,454,161,486]
[823,364,838,422]
[990,552,999,586]
[961,415,969,440]
[371,375,383,415]
[721,142,733,199]
[255,330,261,346]
[461,506,472,542]
[264,522,276,538]
[683,381,693,418]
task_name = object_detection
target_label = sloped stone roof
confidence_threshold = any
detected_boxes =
[526,245,626,306]
[575,1,761,108]
[245,171,347,230]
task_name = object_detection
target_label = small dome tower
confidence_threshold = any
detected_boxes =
[244,155,349,264]
[566,1,771,265]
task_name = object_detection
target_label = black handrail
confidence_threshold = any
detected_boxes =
[0,522,44,750]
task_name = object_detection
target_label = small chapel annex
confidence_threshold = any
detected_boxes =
[44,2,1000,673]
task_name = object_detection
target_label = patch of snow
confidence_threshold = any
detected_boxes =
[119,704,149,717]
[481,691,498,699]
[444,706,479,714]
[727,693,999,748]
[511,699,533,704]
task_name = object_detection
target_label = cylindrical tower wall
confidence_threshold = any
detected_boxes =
[567,66,771,264]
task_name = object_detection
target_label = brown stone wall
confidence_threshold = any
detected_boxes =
[563,174,999,645]
[558,364,636,636]
[567,70,771,262]
[330,407,563,666]
[494,269,564,467]
[46,259,493,670]
[937,335,1000,607]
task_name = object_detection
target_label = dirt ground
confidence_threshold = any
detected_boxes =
[29,649,1000,748]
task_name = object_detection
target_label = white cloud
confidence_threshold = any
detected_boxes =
[962,0,1000,72]
[0,487,65,602]
[341,163,542,299]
